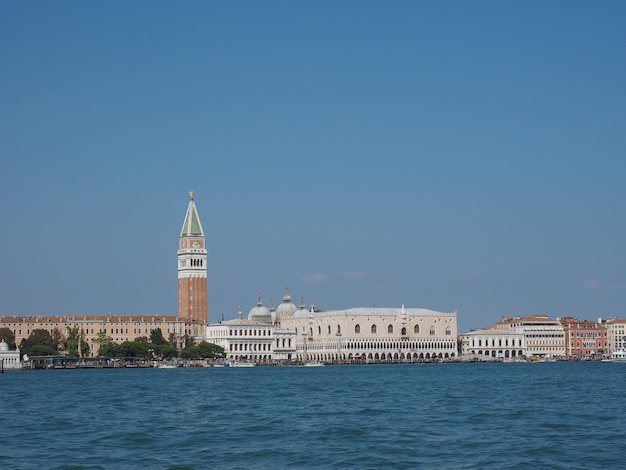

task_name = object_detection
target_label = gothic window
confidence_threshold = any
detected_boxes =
[371,324,377,334]
[414,325,420,334]
[430,327,435,335]
[388,324,393,334]
[401,327,407,335]
[355,324,361,334]
[318,326,321,335]
[328,325,331,334]
[445,327,451,336]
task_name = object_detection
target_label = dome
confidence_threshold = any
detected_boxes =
[276,289,297,320]
[0,340,8,352]
[248,294,272,324]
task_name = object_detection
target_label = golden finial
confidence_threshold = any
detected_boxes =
[189,191,194,200]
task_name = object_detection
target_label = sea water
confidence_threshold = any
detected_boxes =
[1,362,625,469]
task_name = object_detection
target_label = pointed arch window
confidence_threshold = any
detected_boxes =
[388,324,393,334]
[430,327,436,335]
[371,324,377,334]
[355,324,361,334]
[414,325,420,334]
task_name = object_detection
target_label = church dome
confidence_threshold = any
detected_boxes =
[248,294,272,324]
[0,340,8,352]
[276,289,297,320]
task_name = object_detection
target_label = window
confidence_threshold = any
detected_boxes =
[430,327,435,335]
[371,324,377,334]
[401,327,407,335]
[355,324,361,334]
[414,325,420,334]
[445,327,451,336]
[388,324,393,334]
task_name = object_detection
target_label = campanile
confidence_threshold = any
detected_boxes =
[178,191,208,322]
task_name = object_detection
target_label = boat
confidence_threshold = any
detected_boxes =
[158,364,179,369]
[228,362,255,368]
[602,349,626,363]
[303,361,325,367]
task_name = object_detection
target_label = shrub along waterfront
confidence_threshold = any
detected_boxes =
[15,327,225,363]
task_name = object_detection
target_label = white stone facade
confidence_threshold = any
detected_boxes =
[605,319,626,354]
[459,328,525,360]
[200,310,296,363]
[280,304,458,362]
[0,340,21,370]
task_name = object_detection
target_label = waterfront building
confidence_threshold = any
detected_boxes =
[201,307,296,363]
[605,318,626,354]
[0,314,204,357]
[458,328,525,360]
[559,316,606,357]
[278,296,458,363]
[496,314,566,357]
[178,191,208,323]
[0,339,21,370]
[1,192,209,356]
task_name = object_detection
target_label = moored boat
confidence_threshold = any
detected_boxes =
[602,349,626,363]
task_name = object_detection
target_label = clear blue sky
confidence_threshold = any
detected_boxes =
[1,1,625,332]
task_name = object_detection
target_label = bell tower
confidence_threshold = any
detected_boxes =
[178,191,208,322]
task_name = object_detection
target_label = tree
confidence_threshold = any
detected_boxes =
[94,332,117,357]
[154,343,178,359]
[66,327,80,358]
[119,341,152,358]
[80,335,90,358]
[150,328,167,345]
[197,341,226,359]
[181,341,225,359]
[50,327,64,353]
[0,327,16,350]
[20,329,58,358]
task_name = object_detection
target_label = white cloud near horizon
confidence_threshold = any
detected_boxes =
[343,270,370,280]
[301,273,328,284]
[583,279,626,290]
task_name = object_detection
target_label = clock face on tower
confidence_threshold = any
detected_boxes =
[193,241,199,248]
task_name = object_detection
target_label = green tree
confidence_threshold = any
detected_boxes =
[94,332,117,357]
[20,329,58,358]
[197,341,226,359]
[50,327,64,353]
[180,344,199,359]
[0,327,16,350]
[154,343,178,359]
[29,344,55,356]
[98,341,120,357]
[66,327,80,358]
[150,328,167,345]
[119,341,152,358]
[180,341,225,359]
[80,334,90,357]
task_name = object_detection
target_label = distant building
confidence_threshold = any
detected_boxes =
[278,295,458,363]
[496,314,565,357]
[201,307,296,363]
[559,316,606,356]
[178,191,208,323]
[605,318,626,354]
[1,192,209,356]
[459,328,525,360]
[0,339,21,370]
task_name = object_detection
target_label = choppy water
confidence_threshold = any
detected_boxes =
[1,362,625,469]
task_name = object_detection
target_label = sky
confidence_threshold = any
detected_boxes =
[1,1,625,333]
